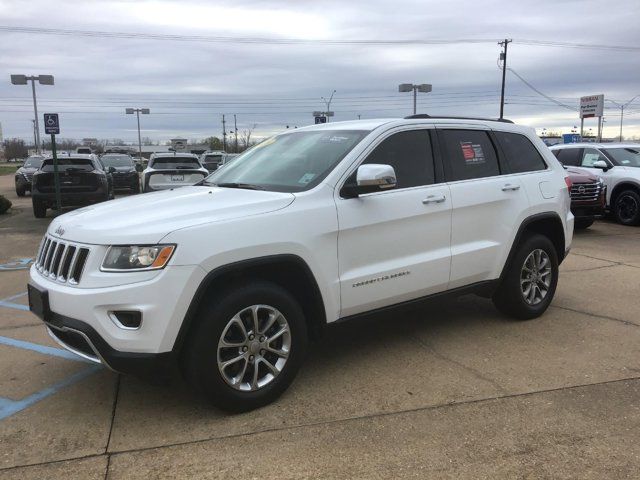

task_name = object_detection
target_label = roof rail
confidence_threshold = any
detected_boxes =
[404,114,514,124]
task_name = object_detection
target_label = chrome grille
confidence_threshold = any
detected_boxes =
[34,235,90,284]
[570,181,603,202]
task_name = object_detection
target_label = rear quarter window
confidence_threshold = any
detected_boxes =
[495,131,547,173]
[555,148,581,166]
[440,129,500,181]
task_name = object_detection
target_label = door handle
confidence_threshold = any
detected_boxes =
[422,194,446,204]
[501,184,520,191]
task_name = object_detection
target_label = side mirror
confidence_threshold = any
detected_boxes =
[108,166,116,174]
[135,163,143,172]
[592,160,609,171]
[342,164,397,198]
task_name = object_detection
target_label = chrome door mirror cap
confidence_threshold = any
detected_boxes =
[592,160,609,170]
[356,164,397,189]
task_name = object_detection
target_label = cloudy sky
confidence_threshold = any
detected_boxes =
[1,0,639,144]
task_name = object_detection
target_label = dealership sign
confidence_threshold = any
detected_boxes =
[580,94,604,118]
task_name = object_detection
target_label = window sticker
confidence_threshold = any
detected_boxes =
[460,141,486,164]
[298,173,316,184]
[322,135,350,143]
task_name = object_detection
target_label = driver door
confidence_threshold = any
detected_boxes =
[335,128,452,317]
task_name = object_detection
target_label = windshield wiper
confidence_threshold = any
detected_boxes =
[215,182,265,190]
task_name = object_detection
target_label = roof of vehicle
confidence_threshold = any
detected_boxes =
[550,142,640,150]
[42,154,96,161]
[293,117,532,134]
[150,152,200,158]
[202,151,226,155]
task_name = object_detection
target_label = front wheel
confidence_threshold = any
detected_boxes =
[574,217,594,230]
[493,234,559,320]
[613,190,640,226]
[32,198,46,218]
[183,282,308,412]
[16,184,26,197]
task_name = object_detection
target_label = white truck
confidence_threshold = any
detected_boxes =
[29,116,573,411]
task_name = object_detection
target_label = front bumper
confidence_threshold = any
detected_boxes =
[28,262,207,371]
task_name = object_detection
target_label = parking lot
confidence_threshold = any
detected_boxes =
[0,171,639,478]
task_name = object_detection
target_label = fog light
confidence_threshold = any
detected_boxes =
[109,311,142,330]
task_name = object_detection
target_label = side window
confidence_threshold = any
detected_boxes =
[555,148,581,166]
[360,129,435,189]
[441,129,500,181]
[494,131,547,173]
[581,148,608,167]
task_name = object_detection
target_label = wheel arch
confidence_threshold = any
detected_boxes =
[610,181,640,206]
[173,254,327,355]
[499,212,566,282]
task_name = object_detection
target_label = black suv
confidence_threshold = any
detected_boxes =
[14,155,44,196]
[31,155,115,218]
[100,154,142,193]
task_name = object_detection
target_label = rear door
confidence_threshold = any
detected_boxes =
[336,127,452,317]
[437,127,530,288]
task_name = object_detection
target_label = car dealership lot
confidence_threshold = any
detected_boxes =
[0,173,639,478]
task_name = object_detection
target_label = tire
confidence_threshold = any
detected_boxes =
[183,281,308,412]
[108,188,115,200]
[16,185,26,197]
[32,198,46,218]
[493,234,559,320]
[613,189,640,226]
[132,181,140,194]
[574,217,594,230]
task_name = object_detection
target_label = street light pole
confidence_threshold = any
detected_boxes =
[398,83,432,115]
[321,90,336,123]
[125,108,150,160]
[10,74,55,154]
[606,95,639,141]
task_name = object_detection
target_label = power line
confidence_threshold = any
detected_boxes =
[1,25,638,51]
[506,68,578,111]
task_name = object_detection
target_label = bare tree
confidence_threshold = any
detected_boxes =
[239,124,257,151]
[2,138,28,160]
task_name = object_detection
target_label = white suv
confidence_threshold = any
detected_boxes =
[28,117,573,411]
[142,153,209,192]
[550,143,640,225]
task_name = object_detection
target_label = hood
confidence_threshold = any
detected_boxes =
[566,166,598,183]
[48,186,295,245]
[18,167,38,174]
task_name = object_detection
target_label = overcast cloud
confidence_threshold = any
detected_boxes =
[1,0,639,143]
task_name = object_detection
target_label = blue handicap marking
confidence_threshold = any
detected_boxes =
[0,292,29,312]
[0,258,34,271]
[0,335,104,420]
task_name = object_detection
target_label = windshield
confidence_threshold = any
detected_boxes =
[603,147,640,167]
[24,156,44,168]
[204,130,368,192]
[41,158,94,172]
[101,155,134,167]
[151,157,201,169]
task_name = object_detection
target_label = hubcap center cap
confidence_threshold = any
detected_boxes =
[249,341,261,355]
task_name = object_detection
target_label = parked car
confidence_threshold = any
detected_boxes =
[31,154,115,218]
[28,116,572,411]
[564,167,606,229]
[142,153,209,192]
[550,143,640,225]
[200,151,227,172]
[76,147,93,155]
[14,155,44,196]
[100,153,141,193]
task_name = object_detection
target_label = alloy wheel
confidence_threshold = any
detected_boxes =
[520,249,552,306]
[217,304,291,392]
[616,194,638,223]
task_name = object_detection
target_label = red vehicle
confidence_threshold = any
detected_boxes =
[566,167,606,229]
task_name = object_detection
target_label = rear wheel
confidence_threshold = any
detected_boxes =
[613,190,640,226]
[183,281,308,412]
[493,234,558,320]
[32,198,46,218]
[15,185,26,197]
[574,217,594,230]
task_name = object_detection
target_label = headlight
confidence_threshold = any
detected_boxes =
[101,245,175,271]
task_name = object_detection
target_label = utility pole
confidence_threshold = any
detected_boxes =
[222,114,227,151]
[498,39,512,119]
[234,114,238,153]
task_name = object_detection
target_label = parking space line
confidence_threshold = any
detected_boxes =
[0,292,29,312]
[0,365,101,420]
[0,335,93,362]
